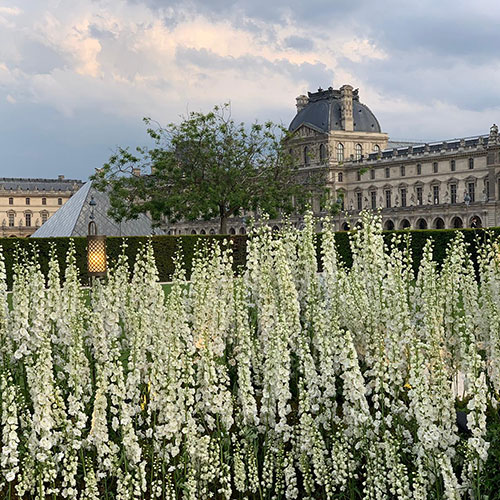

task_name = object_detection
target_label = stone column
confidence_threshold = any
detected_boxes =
[340,85,354,132]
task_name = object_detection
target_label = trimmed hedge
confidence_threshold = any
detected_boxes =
[2,227,498,289]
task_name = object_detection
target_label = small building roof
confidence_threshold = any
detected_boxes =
[31,181,163,237]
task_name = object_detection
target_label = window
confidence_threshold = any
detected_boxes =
[42,197,47,205]
[416,186,423,205]
[370,169,375,180]
[370,191,377,210]
[355,144,363,161]
[338,172,343,182]
[450,184,457,204]
[58,198,62,206]
[8,213,14,227]
[357,170,361,181]
[304,146,309,166]
[400,165,405,177]
[469,158,474,170]
[450,160,456,171]
[25,197,30,205]
[356,192,362,210]
[468,182,475,202]
[401,188,407,207]
[385,167,390,178]
[417,163,422,175]
[433,162,438,173]
[433,185,439,204]
[41,212,48,224]
[319,143,327,163]
[336,143,344,162]
[486,180,490,200]
[373,144,380,153]
[25,213,31,227]
[8,197,13,205]
[385,189,392,208]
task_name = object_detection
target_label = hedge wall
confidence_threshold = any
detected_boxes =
[2,227,498,289]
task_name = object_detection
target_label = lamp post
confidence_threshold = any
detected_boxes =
[87,196,107,283]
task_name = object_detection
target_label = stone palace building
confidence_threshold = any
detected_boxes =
[0,176,83,237]
[167,84,500,234]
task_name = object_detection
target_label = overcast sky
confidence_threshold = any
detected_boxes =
[1,0,500,180]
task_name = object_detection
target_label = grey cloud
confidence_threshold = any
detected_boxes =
[19,41,67,74]
[283,35,314,51]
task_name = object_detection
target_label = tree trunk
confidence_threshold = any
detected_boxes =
[219,215,228,234]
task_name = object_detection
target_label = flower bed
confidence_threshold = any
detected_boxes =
[0,213,499,499]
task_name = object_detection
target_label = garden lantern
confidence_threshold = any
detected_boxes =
[87,196,107,278]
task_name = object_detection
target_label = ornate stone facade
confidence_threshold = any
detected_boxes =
[167,84,500,233]
[0,176,83,237]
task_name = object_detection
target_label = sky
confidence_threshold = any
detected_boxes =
[1,0,500,180]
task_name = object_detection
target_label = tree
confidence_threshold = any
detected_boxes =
[92,104,325,234]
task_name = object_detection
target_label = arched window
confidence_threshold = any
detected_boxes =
[433,162,438,173]
[355,144,363,161]
[304,146,309,166]
[336,143,344,162]
[191,229,197,234]
[469,157,474,169]
[42,197,47,205]
[58,198,63,205]
[229,228,236,235]
[319,143,327,163]
[417,163,422,175]
[373,145,380,153]
[338,172,343,182]
[41,211,48,224]
[8,212,14,227]
[25,213,31,227]
[8,197,13,205]
[239,227,246,235]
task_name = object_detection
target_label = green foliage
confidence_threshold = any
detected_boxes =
[92,104,324,233]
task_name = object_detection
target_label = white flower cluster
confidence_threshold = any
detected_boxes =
[0,215,498,499]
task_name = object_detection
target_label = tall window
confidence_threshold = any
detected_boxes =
[450,184,457,204]
[356,192,362,210]
[416,186,423,205]
[370,191,377,210]
[338,172,343,182]
[41,212,48,224]
[385,167,390,178]
[486,180,490,200]
[433,162,438,173]
[469,158,474,170]
[450,159,456,171]
[357,170,361,181]
[25,213,31,227]
[433,185,439,204]
[468,182,475,202]
[385,189,392,208]
[25,197,30,205]
[373,145,380,154]
[370,169,375,180]
[8,213,14,227]
[336,143,344,162]
[42,197,47,205]
[400,165,405,177]
[8,197,13,205]
[417,163,422,175]
[355,143,363,161]
[319,143,327,163]
[304,146,309,166]
[401,188,407,207]
[58,198,62,205]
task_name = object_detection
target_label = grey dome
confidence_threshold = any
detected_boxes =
[289,88,382,134]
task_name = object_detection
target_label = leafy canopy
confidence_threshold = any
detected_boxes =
[92,104,324,233]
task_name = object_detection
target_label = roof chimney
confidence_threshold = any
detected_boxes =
[296,95,309,113]
[340,84,354,132]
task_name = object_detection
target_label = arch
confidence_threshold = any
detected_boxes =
[239,227,246,235]
[229,227,236,235]
[373,144,380,153]
[416,218,428,230]
[451,216,463,229]
[304,146,310,166]
[338,172,343,182]
[200,229,207,235]
[355,143,363,161]
[399,219,411,229]
[470,216,482,228]
[336,143,344,162]
[355,221,364,229]
[433,217,445,229]
[341,222,350,231]
[384,219,395,230]
[209,229,215,235]
[272,225,280,232]
[191,229,197,234]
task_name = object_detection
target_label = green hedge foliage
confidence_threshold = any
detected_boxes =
[2,227,497,289]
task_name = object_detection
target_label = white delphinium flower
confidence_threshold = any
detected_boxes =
[283,449,298,500]
[0,247,9,364]
[0,373,20,484]
[438,452,462,500]
[81,458,100,500]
